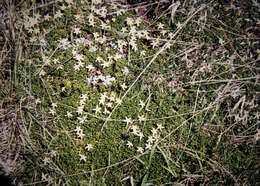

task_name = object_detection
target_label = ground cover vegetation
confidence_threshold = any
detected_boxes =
[0,0,259,185]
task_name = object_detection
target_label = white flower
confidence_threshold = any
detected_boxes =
[126,141,133,148]
[145,143,152,150]
[138,132,144,140]
[54,10,63,19]
[99,97,106,105]
[49,108,56,115]
[73,27,81,34]
[115,98,122,105]
[102,75,115,86]
[147,136,155,144]
[52,102,57,108]
[74,64,80,71]
[121,83,127,90]
[106,102,113,108]
[79,154,86,162]
[85,144,93,151]
[138,115,146,122]
[139,100,145,108]
[121,27,128,33]
[124,117,133,126]
[137,147,144,153]
[86,64,94,71]
[93,105,101,113]
[77,105,84,115]
[157,23,164,29]
[58,38,71,50]
[126,17,134,26]
[89,46,97,52]
[78,115,87,124]
[151,39,160,49]
[157,123,164,130]
[104,108,110,114]
[75,126,82,134]
[77,130,85,139]
[130,125,139,134]
[122,67,129,75]
[135,17,142,26]
[140,50,146,56]
[114,53,122,60]
[101,61,111,68]
[151,128,158,136]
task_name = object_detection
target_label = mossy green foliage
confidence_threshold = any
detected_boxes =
[1,0,259,185]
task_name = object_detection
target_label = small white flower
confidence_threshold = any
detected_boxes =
[157,23,164,29]
[139,100,145,108]
[126,141,133,148]
[85,144,93,151]
[122,67,129,75]
[106,102,113,108]
[89,46,97,52]
[126,17,134,26]
[77,105,84,115]
[115,98,122,105]
[137,147,144,153]
[138,115,146,122]
[140,50,146,56]
[147,136,155,144]
[49,108,56,115]
[79,154,86,162]
[145,143,152,150]
[157,123,164,130]
[151,128,158,136]
[75,126,82,134]
[130,125,139,133]
[73,27,81,34]
[124,117,133,125]
[67,111,72,118]
[121,83,127,90]
[77,131,85,139]
[78,115,87,124]
[93,105,101,113]
[104,108,110,114]
[138,132,144,140]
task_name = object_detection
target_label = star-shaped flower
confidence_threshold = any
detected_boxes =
[138,132,144,140]
[79,154,86,162]
[124,117,133,125]
[67,111,72,118]
[147,136,155,144]
[130,125,139,133]
[85,144,93,151]
[115,98,122,105]
[93,105,101,113]
[139,100,145,108]
[140,50,146,56]
[106,102,113,108]
[77,105,84,115]
[151,128,158,136]
[77,131,85,139]
[49,108,56,115]
[157,23,164,29]
[137,147,144,153]
[145,143,152,150]
[126,141,133,148]
[121,83,127,90]
[75,126,82,134]
[138,115,146,122]
[157,123,165,130]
